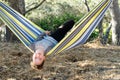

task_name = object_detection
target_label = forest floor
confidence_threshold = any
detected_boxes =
[0,40,120,80]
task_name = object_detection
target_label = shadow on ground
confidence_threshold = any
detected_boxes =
[0,42,120,80]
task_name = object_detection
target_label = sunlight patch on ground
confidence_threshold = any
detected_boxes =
[7,78,16,80]
[77,60,95,67]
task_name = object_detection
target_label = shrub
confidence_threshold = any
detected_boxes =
[33,12,83,31]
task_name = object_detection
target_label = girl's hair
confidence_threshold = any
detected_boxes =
[30,61,45,70]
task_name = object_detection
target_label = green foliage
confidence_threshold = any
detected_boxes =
[32,12,101,41]
[89,29,99,41]
[33,12,83,31]
[32,12,110,42]
[2,0,116,42]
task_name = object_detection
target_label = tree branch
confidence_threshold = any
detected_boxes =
[25,0,46,14]
[84,0,90,12]
[26,3,36,9]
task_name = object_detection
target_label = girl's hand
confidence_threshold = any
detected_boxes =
[45,31,51,35]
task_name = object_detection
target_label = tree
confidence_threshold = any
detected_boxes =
[25,0,46,14]
[2,0,46,42]
[5,0,25,42]
[109,0,120,45]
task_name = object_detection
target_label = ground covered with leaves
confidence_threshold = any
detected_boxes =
[0,41,120,80]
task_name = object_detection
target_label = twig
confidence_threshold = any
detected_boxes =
[25,0,46,14]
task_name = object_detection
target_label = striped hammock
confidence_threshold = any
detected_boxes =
[0,0,112,56]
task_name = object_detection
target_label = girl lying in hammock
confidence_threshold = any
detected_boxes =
[29,20,75,70]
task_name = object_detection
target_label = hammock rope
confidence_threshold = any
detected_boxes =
[0,0,112,55]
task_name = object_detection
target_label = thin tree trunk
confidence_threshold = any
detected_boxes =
[84,0,103,43]
[103,23,112,44]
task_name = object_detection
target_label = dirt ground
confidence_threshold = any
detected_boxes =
[0,41,120,80]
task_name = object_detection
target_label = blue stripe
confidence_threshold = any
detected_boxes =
[0,11,30,46]
[69,0,112,49]
[0,2,42,36]
[53,0,107,54]
[53,0,112,55]
[0,10,34,43]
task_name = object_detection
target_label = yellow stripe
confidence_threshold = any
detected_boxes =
[73,0,105,28]
[0,7,37,39]
[46,0,110,55]
[24,16,45,32]
[57,0,109,53]
[0,12,31,45]
[2,2,45,32]
[0,12,34,53]
[0,11,34,53]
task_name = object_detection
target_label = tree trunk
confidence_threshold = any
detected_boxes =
[109,0,120,45]
[6,0,25,42]
[103,23,112,44]
[7,0,25,15]
[97,19,104,43]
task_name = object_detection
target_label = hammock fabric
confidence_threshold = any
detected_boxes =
[0,0,112,56]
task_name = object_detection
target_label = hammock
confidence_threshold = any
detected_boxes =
[0,0,112,56]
